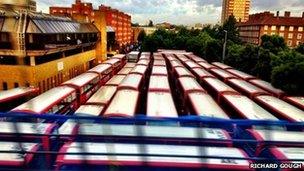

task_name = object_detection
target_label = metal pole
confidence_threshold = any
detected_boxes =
[222,30,228,63]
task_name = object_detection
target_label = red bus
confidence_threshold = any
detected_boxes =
[0,87,39,112]
[58,123,232,146]
[198,62,218,71]
[191,68,215,84]
[187,92,230,119]
[105,75,126,87]
[212,62,233,70]
[184,60,201,70]
[227,78,270,99]
[127,51,140,62]
[62,72,100,105]
[226,69,256,81]
[221,94,279,120]
[136,59,150,66]
[249,79,285,98]
[167,60,183,73]
[129,65,148,81]
[147,91,178,118]
[87,63,113,85]
[254,95,304,122]
[117,67,133,75]
[185,54,207,63]
[247,129,304,154]
[0,142,41,169]
[118,74,144,91]
[104,58,121,74]
[56,143,251,171]
[0,122,55,152]
[139,52,151,60]
[201,77,239,103]
[124,63,137,68]
[174,67,195,78]
[151,66,168,76]
[210,68,237,82]
[284,96,304,111]
[148,75,171,92]
[153,60,166,67]
[112,54,127,67]
[269,147,304,166]
[86,85,117,107]
[11,86,77,115]
[163,54,177,62]
[175,54,190,64]
[153,55,165,61]
[103,89,139,118]
[74,104,105,117]
[177,77,206,113]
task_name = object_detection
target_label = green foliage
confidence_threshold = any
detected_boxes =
[205,39,222,62]
[221,15,241,43]
[137,30,146,42]
[295,43,304,54]
[261,35,287,54]
[253,48,273,81]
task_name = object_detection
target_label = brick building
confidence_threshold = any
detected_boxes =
[238,11,304,47]
[50,0,132,47]
[221,0,250,23]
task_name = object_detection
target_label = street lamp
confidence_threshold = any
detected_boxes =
[222,30,228,63]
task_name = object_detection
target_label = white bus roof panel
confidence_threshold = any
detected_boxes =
[248,129,304,143]
[62,73,99,88]
[192,68,214,78]
[212,62,233,70]
[117,67,132,75]
[255,95,304,122]
[11,86,75,114]
[153,60,166,66]
[198,62,216,70]
[227,69,255,80]
[188,92,229,119]
[0,87,38,103]
[88,64,112,75]
[210,68,236,79]
[148,75,170,92]
[0,142,38,163]
[0,122,54,134]
[285,96,304,109]
[105,58,121,66]
[147,92,178,118]
[104,89,139,117]
[105,75,126,86]
[118,74,143,90]
[136,59,150,66]
[203,78,237,93]
[228,78,267,94]
[169,60,183,68]
[60,143,250,168]
[74,105,104,116]
[87,86,117,105]
[130,65,148,75]
[223,94,279,120]
[249,79,284,95]
[124,63,136,68]
[178,77,205,93]
[185,61,200,69]
[151,66,168,76]
[175,67,194,78]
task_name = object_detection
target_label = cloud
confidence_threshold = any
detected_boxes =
[36,0,304,25]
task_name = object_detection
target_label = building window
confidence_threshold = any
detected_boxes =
[296,41,301,46]
[263,32,268,35]
[14,82,19,88]
[279,33,285,37]
[299,27,303,32]
[288,33,293,39]
[298,33,302,40]
[271,32,276,35]
[271,26,276,31]
[2,82,8,90]
[280,26,285,31]
[264,25,268,30]
[287,40,293,46]
[289,26,294,31]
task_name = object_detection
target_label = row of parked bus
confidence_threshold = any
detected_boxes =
[159,51,304,122]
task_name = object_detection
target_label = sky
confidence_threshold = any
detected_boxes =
[37,0,304,25]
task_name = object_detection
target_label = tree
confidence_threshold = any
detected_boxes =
[205,39,222,62]
[295,43,304,54]
[148,20,154,27]
[260,35,287,54]
[253,48,273,81]
[137,30,146,42]
[221,15,241,43]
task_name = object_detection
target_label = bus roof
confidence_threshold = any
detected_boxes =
[147,92,178,118]
[149,75,170,92]
[226,69,255,80]
[203,77,237,93]
[105,75,126,86]
[62,73,99,88]
[212,62,233,70]
[118,74,143,90]
[11,86,75,114]
[87,63,112,75]
[0,87,38,103]
[74,105,104,117]
[151,66,168,76]
[86,86,117,105]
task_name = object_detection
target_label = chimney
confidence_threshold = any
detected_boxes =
[284,11,291,17]
[276,11,280,17]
